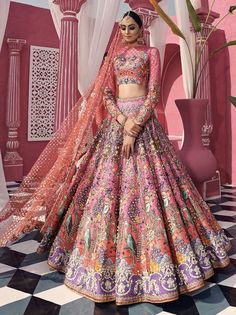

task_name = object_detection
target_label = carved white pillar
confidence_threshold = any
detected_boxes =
[4,38,26,181]
[53,0,86,130]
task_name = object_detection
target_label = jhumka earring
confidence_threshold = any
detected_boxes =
[137,35,145,45]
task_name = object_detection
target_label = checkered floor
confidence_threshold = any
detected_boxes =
[0,183,236,315]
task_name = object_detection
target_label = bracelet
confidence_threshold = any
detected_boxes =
[120,116,127,127]
[124,130,137,138]
[133,119,143,127]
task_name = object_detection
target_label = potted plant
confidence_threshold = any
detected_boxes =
[150,0,236,187]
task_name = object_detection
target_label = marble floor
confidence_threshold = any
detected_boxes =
[0,183,236,315]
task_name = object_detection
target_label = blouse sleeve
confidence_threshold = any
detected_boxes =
[103,60,124,120]
[133,47,161,125]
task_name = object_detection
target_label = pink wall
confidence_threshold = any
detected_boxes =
[161,44,183,137]
[0,2,59,177]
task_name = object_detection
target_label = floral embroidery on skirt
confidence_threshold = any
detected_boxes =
[37,96,231,305]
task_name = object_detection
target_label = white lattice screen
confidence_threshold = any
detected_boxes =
[28,45,59,141]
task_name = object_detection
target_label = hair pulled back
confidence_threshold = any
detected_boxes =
[122,11,143,28]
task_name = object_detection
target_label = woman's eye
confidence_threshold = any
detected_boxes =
[120,26,126,31]
[129,26,136,31]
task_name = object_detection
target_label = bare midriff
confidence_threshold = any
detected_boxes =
[118,83,147,99]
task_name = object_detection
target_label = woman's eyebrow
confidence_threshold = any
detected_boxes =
[120,23,136,27]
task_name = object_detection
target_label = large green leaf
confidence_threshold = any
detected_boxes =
[229,6,236,13]
[149,0,186,40]
[186,0,201,32]
[210,40,236,57]
[229,96,236,107]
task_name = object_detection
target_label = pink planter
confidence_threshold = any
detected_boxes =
[175,99,217,184]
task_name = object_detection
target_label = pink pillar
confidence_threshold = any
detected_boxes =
[54,0,86,130]
[3,38,26,181]
[125,0,159,46]
[194,2,219,146]
[192,1,222,198]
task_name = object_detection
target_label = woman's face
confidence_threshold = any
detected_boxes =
[119,16,142,44]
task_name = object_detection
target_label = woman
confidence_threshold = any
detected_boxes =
[0,11,231,305]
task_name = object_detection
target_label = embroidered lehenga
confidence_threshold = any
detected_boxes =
[0,40,231,305]
[38,44,230,304]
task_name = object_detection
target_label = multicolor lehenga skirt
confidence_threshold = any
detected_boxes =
[37,96,231,305]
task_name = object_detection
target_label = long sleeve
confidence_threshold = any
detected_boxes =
[133,47,161,125]
[103,61,123,120]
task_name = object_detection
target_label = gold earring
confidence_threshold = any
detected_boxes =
[137,36,145,45]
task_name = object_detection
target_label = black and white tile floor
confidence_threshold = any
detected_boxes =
[1,183,236,315]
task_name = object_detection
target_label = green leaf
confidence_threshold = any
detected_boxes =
[229,6,236,13]
[210,40,236,57]
[195,41,236,98]
[149,0,186,40]
[186,0,201,32]
[182,190,188,200]
[229,96,236,107]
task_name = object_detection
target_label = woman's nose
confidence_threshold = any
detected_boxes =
[125,28,129,34]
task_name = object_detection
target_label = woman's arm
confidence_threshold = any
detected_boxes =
[133,47,161,126]
[103,61,126,124]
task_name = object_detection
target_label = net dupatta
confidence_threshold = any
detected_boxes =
[0,29,122,247]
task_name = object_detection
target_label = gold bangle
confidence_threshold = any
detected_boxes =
[131,117,143,127]
[124,130,136,138]
[120,116,127,127]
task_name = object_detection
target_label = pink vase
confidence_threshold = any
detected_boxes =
[175,99,217,184]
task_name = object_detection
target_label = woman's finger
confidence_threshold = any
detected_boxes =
[131,142,134,155]
[122,144,125,156]
[134,125,142,132]
[125,145,129,159]
[125,145,129,158]
[124,144,128,159]
[127,146,130,159]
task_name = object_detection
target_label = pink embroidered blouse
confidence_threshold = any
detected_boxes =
[103,45,161,125]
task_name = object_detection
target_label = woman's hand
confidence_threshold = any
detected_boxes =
[124,117,142,137]
[117,114,127,126]
[122,135,136,159]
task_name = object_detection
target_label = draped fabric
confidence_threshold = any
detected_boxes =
[191,0,202,10]
[174,0,196,98]
[0,152,9,211]
[77,0,120,95]
[48,0,62,38]
[0,30,123,246]
[0,0,10,210]
[149,0,169,73]
[0,0,10,51]
[48,0,120,96]
[149,0,169,129]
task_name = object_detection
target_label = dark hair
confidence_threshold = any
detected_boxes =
[122,11,143,28]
